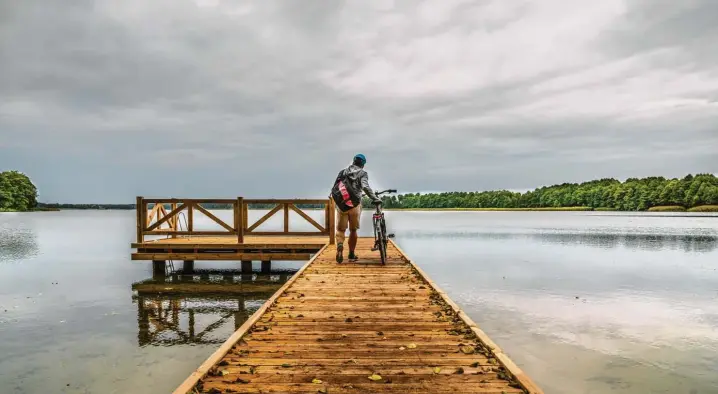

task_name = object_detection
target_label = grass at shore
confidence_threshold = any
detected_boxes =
[647,206,687,212]
[688,205,718,212]
[386,207,593,212]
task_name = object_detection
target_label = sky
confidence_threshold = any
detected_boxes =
[1,0,717,203]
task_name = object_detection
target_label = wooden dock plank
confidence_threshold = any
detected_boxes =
[173,238,543,394]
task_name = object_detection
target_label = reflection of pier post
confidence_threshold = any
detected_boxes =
[172,299,179,327]
[137,296,150,347]
[241,260,252,274]
[261,260,271,274]
[189,310,195,340]
[183,260,194,273]
[234,296,248,330]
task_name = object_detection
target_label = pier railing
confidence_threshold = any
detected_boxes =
[135,197,336,244]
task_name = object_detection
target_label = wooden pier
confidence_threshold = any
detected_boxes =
[172,239,544,394]
[131,197,543,393]
[131,197,336,275]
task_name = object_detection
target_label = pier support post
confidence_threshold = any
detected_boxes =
[261,260,271,274]
[241,260,253,274]
[152,260,166,278]
[183,260,194,273]
[234,296,247,330]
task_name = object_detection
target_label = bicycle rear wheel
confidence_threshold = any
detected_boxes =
[378,219,388,265]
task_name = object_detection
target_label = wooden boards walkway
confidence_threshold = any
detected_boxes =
[174,238,543,394]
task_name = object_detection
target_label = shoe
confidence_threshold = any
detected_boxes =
[336,242,343,263]
[348,252,359,261]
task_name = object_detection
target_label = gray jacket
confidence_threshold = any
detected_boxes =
[336,165,380,202]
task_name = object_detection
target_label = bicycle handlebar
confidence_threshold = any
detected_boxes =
[375,189,397,196]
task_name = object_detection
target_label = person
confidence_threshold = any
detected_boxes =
[330,153,381,263]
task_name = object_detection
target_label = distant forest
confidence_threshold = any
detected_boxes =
[5,172,717,212]
[362,173,718,211]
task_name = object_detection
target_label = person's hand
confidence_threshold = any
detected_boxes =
[372,199,382,206]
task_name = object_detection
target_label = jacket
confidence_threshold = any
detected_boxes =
[335,165,380,202]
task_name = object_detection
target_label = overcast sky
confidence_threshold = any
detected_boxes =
[1,0,717,203]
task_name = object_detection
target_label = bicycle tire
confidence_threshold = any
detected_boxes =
[379,219,388,265]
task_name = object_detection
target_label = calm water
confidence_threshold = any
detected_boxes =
[1,210,717,394]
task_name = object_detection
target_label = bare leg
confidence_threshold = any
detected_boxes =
[349,229,358,256]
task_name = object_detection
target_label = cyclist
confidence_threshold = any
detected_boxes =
[330,153,381,263]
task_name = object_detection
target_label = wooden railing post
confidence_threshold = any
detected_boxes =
[243,200,249,232]
[237,197,244,243]
[171,202,178,238]
[136,196,144,243]
[328,198,336,245]
[325,201,330,236]
[284,203,289,233]
[187,201,194,232]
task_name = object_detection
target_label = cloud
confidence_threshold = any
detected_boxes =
[0,0,716,202]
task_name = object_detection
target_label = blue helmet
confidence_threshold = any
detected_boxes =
[353,153,366,166]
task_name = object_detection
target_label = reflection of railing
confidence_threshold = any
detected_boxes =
[132,272,290,346]
[135,197,336,244]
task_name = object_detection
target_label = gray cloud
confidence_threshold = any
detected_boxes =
[0,0,716,202]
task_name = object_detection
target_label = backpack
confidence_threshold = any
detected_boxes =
[331,170,361,212]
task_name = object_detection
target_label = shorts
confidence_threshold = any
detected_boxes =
[336,205,361,244]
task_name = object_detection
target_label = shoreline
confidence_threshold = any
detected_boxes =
[11,205,718,213]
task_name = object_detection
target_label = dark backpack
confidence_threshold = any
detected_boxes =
[331,170,361,212]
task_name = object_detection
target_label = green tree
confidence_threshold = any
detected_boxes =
[0,171,38,211]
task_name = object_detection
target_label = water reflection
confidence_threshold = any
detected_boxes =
[131,269,295,347]
[400,231,718,252]
[0,227,39,262]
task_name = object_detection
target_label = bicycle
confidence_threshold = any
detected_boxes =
[371,189,396,265]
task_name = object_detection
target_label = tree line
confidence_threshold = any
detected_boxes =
[0,171,38,212]
[5,170,717,212]
[362,173,718,211]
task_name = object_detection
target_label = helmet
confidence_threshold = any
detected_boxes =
[353,154,366,166]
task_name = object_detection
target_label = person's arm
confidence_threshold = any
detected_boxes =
[361,171,380,202]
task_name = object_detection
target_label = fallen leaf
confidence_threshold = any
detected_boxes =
[312,379,323,384]
[368,374,382,381]
[460,346,475,354]
[281,363,291,368]
[407,343,417,349]
[399,346,406,351]
[433,367,441,374]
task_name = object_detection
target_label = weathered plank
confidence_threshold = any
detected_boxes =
[174,238,543,394]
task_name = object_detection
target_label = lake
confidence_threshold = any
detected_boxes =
[1,210,717,394]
